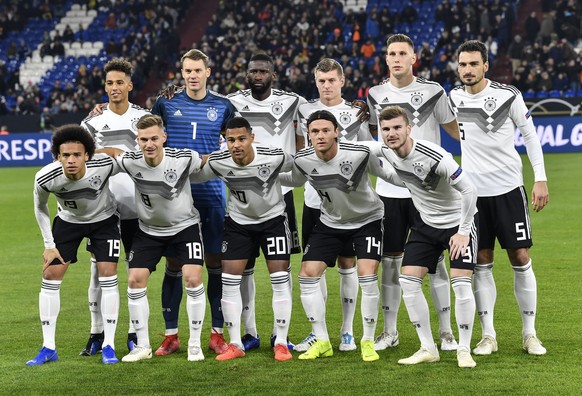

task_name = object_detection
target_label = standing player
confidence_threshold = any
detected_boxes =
[191,117,294,361]
[372,106,478,368]
[294,58,373,352]
[227,53,306,350]
[27,125,121,366]
[99,114,208,362]
[281,110,402,362]
[80,58,149,356]
[450,40,549,356]
[367,33,461,351]
[151,49,235,356]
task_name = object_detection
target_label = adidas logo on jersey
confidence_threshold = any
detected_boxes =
[59,187,68,192]
[174,109,182,116]
[311,169,319,174]
[242,105,250,111]
[382,97,390,103]
[135,172,143,178]
[459,101,465,107]
[227,171,235,176]
[102,124,110,131]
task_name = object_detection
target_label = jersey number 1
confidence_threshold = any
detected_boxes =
[191,122,197,139]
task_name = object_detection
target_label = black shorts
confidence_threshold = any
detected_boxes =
[54,214,120,265]
[477,186,533,250]
[222,215,291,261]
[403,211,478,273]
[381,196,414,253]
[284,191,301,254]
[128,224,205,271]
[302,204,356,257]
[87,218,138,259]
[302,219,384,266]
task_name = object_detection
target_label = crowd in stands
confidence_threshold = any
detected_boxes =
[1,0,581,116]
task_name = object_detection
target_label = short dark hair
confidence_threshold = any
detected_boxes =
[457,40,488,63]
[104,58,132,78]
[386,33,415,50]
[136,114,164,130]
[51,124,96,159]
[249,52,274,65]
[379,105,410,125]
[181,49,210,69]
[225,116,252,132]
[306,110,338,130]
[314,58,344,78]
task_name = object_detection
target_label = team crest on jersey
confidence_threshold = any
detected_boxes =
[271,102,283,116]
[128,250,134,262]
[207,107,218,121]
[221,241,228,253]
[484,97,497,112]
[89,176,102,188]
[131,117,140,131]
[340,161,353,176]
[412,162,427,177]
[258,165,271,179]
[164,169,178,183]
[339,112,352,125]
[411,92,423,106]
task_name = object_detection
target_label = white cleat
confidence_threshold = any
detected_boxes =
[523,335,546,355]
[339,332,357,352]
[121,345,152,362]
[187,344,205,361]
[294,332,317,352]
[398,346,440,365]
[440,331,458,351]
[472,336,498,355]
[457,347,477,368]
[374,331,399,351]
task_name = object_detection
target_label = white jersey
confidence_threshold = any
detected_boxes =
[227,89,307,194]
[192,145,293,225]
[81,103,150,219]
[116,148,203,237]
[34,154,120,248]
[298,99,373,208]
[367,76,456,198]
[286,142,385,229]
[371,140,477,235]
[449,80,547,196]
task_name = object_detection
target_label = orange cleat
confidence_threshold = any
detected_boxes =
[155,334,180,356]
[274,344,293,361]
[209,332,228,354]
[215,344,245,361]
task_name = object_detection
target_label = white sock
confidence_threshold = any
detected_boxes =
[473,262,496,339]
[186,284,206,347]
[221,273,243,349]
[381,255,402,335]
[240,268,257,337]
[127,287,150,348]
[451,276,475,351]
[271,271,292,346]
[99,275,119,349]
[40,279,61,350]
[400,275,435,350]
[126,260,135,334]
[429,254,452,335]
[299,276,328,341]
[359,274,379,342]
[513,260,538,337]
[338,266,358,335]
[320,269,328,302]
[88,258,103,334]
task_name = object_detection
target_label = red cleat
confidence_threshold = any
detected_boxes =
[215,343,245,361]
[274,344,293,361]
[155,334,180,356]
[209,332,228,354]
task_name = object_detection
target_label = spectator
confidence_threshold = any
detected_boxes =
[537,71,553,92]
[553,72,569,93]
[62,25,74,42]
[524,12,540,44]
[0,125,9,135]
[360,39,376,59]
[508,35,525,74]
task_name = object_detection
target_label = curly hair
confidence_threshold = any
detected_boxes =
[51,124,96,159]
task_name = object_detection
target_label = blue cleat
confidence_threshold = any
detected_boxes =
[102,345,119,364]
[80,332,104,356]
[127,333,138,352]
[270,334,294,351]
[241,334,260,351]
[26,347,58,366]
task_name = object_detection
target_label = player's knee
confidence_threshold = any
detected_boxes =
[507,248,530,266]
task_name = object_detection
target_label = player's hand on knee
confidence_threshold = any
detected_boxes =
[449,233,469,260]
[43,248,65,271]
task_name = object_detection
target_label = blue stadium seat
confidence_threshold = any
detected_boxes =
[536,91,549,99]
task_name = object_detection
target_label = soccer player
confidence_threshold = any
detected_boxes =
[281,110,402,362]
[99,114,207,362]
[80,58,149,356]
[27,125,121,366]
[371,106,478,368]
[367,33,461,352]
[191,117,294,361]
[227,53,307,350]
[151,49,235,355]
[450,40,549,356]
[294,58,373,352]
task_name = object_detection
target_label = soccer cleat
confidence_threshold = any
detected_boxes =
[274,344,293,361]
[26,347,58,366]
[121,345,152,362]
[79,332,104,356]
[294,332,317,352]
[472,336,498,355]
[361,340,380,362]
[298,340,333,360]
[339,332,357,352]
[440,331,459,351]
[101,345,119,365]
[374,331,399,351]
[457,347,476,368]
[241,333,260,351]
[523,334,546,355]
[155,334,180,356]
[270,334,294,351]
[187,344,205,361]
[209,332,228,354]
[215,343,245,361]
[127,333,138,351]
[398,346,440,365]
